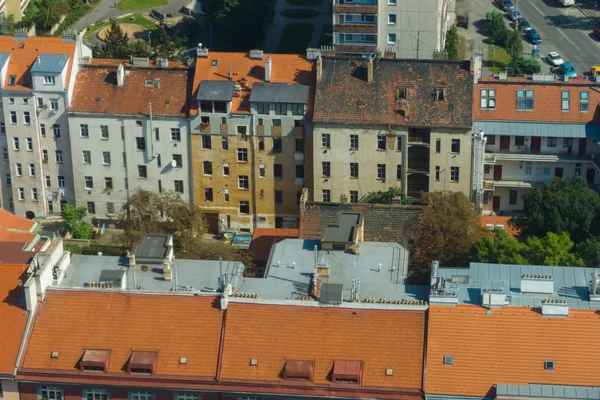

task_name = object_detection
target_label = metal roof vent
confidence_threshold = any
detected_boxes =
[385,368,393,376]
[541,299,568,317]
[481,288,506,308]
[544,360,554,370]
[250,358,259,366]
[443,356,454,366]
[51,351,59,358]
[179,357,187,364]
[589,269,600,301]
[520,274,554,294]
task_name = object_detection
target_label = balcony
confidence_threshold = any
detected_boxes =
[257,125,265,135]
[334,24,378,33]
[200,123,211,133]
[484,179,532,190]
[295,178,304,185]
[220,124,228,134]
[484,150,599,164]
[408,145,429,174]
[272,126,282,135]
[407,128,430,145]
[292,126,304,137]
[294,152,304,161]
[407,173,429,199]
[407,161,429,174]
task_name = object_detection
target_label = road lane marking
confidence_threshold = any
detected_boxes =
[530,2,581,51]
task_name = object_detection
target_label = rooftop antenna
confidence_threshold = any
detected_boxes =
[378,263,382,272]
[219,256,223,288]
[174,266,178,290]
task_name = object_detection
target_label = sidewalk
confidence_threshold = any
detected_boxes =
[574,0,600,26]
[74,0,190,31]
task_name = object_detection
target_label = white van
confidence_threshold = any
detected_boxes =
[557,0,575,6]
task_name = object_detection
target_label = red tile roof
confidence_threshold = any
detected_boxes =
[221,303,425,389]
[0,242,35,264]
[0,227,36,245]
[426,305,600,397]
[0,208,36,231]
[21,291,223,377]
[474,77,600,123]
[70,64,192,117]
[0,263,29,375]
[191,52,314,115]
[0,36,76,91]
[480,216,520,238]
[249,228,298,264]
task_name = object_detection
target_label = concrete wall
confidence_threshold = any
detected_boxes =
[1,380,19,400]
[68,114,191,221]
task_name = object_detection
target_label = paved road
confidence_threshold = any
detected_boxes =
[514,0,600,75]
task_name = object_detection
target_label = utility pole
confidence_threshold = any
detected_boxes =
[416,31,420,59]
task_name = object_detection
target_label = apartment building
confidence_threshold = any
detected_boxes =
[332,0,449,59]
[190,48,314,233]
[1,0,31,22]
[312,55,473,203]
[67,59,191,222]
[0,34,91,219]
[471,74,600,215]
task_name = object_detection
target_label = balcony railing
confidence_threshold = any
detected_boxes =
[407,162,429,173]
[408,135,430,145]
[334,0,376,5]
[200,123,211,133]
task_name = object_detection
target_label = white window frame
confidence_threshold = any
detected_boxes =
[106,202,115,215]
[10,111,17,124]
[388,14,396,24]
[128,391,154,400]
[480,89,496,109]
[31,188,38,201]
[80,124,89,138]
[321,133,330,148]
[24,111,31,125]
[102,152,111,165]
[174,180,184,194]
[50,99,59,111]
[15,163,22,176]
[322,189,331,202]
[29,163,35,176]
[57,176,65,188]
[176,393,201,400]
[387,33,396,44]
[238,175,249,190]
[18,187,24,200]
[26,137,33,151]
[12,137,19,150]
[55,150,63,163]
[82,151,91,165]
[100,125,109,139]
[84,176,94,189]
[561,91,570,111]
[39,386,64,400]
[43,75,56,85]
[171,128,181,142]
[450,166,460,182]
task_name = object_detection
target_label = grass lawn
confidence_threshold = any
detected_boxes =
[278,23,314,53]
[116,0,167,10]
[488,43,511,73]
[280,9,319,18]
[85,13,158,36]
[286,0,322,5]
[458,34,467,60]
[319,25,332,46]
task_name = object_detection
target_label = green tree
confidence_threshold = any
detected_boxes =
[119,189,252,267]
[470,228,530,264]
[0,14,16,34]
[417,191,485,268]
[505,30,523,60]
[509,56,542,75]
[129,39,153,58]
[526,232,584,266]
[62,204,93,239]
[362,187,410,205]
[486,11,507,45]
[33,0,69,30]
[511,176,600,243]
[98,21,130,59]
[577,236,600,266]
[445,25,460,60]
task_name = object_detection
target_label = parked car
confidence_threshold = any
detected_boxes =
[558,62,577,78]
[495,0,514,10]
[593,28,600,40]
[526,29,541,44]
[509,9,521,21]
[457,15,469,28]
[547,52,564,66]
[517,17,531,30]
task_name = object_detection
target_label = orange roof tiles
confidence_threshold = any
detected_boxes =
[426,306,600,397]
[22,291,223,377]
[474,77,600,123]
[0,227,36,244]
[0,263,29,375]
[221,303,425,389]
[480,216,520,238]
[0,36,76,91]
[192,52,314,115]
[70,64,191,117]
[0,208,36,231]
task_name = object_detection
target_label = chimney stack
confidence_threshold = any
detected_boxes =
[367,57,373,82]
[196,43,209,58]
[117,63,125,87]
[316,55,322,84]
[265,56,272,82]
[128,254,136,267]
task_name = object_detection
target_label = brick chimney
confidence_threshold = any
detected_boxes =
[265,56,272,82]
[117,63,125,86]
[367,57,373,82]
[316,55,322,84]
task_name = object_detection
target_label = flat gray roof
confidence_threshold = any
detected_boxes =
[497,384,600,400]
[436,263,600,310]
[0,53,9,71]
[132,235,170,259]
[323,213,360,243]
[197,80,234,101]
[474,120,600,140]
[235,239,428,301]
[250,82,309,104]
[58,254,244,293]
[31,54,69,74]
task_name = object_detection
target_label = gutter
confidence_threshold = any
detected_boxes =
[13,310,34,377]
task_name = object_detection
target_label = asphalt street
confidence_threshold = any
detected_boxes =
[511,0,600,75]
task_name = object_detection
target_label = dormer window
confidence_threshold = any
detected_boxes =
[283,360,314,381]
[80,349,111,373]
[332,360,362,385]
[211,60,218,66]
[396,86,407,100]
[435,88,446,101]
[127,351,157,375]
[43,76,55,85]
[144,80,153,86]
[8,75,16,86]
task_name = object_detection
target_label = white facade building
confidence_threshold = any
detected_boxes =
[67,59,191,222]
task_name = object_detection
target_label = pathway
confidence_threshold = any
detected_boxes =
[263,0,331,53]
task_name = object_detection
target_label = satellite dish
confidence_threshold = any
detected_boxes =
[171,160,177,168]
